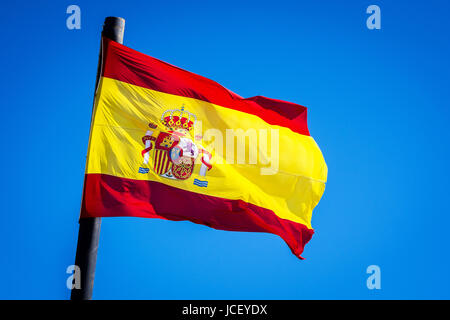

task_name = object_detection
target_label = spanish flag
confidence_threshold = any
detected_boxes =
[82,38,327,259]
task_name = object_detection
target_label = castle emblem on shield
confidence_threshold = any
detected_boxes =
[140,106,212,185]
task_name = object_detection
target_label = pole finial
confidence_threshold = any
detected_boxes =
[102,17,125,44]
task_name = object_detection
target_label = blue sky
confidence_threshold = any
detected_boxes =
[1,0,449,299]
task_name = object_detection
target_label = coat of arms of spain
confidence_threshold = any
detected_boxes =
[140,105,212,185]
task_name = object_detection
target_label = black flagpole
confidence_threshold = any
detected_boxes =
[71,17,125,301]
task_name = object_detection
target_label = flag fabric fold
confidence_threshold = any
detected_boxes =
[81,38,327,259]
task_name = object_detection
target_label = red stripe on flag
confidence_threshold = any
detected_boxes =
[102,38,310,136]
[81,173,314,259]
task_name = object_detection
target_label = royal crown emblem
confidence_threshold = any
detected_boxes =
[139,106,212,185]
[161,106,197,132]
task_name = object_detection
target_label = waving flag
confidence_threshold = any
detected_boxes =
[81,38,327,259]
